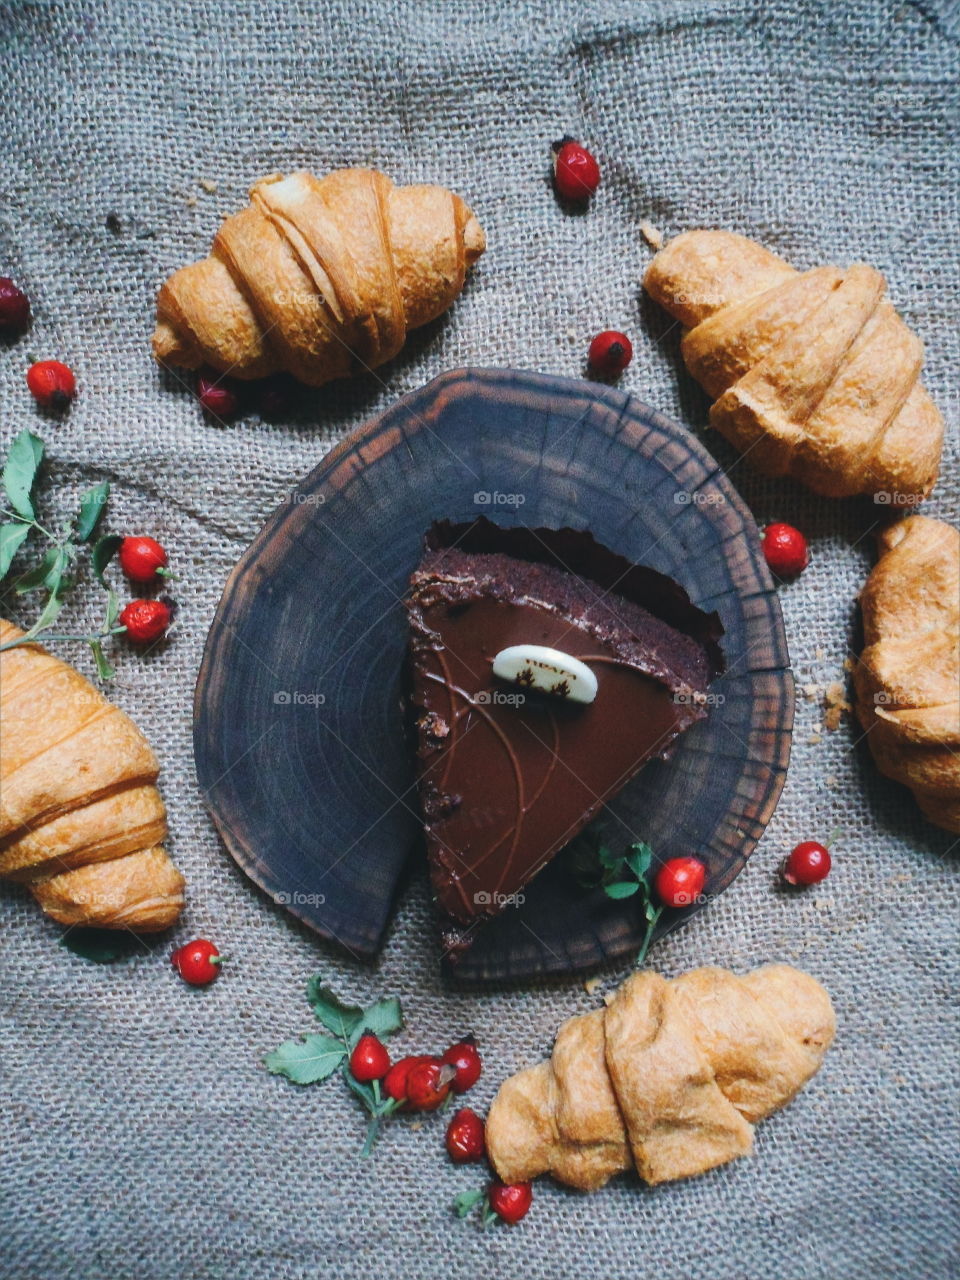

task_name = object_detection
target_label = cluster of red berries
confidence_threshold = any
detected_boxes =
[0,276,80,412]
[548,140,634,384]
[349,1032,531,1224]
[195,369,296,420]
[116,536,174,645]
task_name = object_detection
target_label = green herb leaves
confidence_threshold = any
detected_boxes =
[577,838,664,968]
[74,480,110,543]
[265,977,405,1156]
[2,429,44,520]
[0,522,30,579]
[0,430,127,677]
[264,1033,347,1084]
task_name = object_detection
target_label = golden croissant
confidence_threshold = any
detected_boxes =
[853,516,960,832]
[152,167,485,386]
[486,964,835,1190]
[644,230,944,500]
[0,621,185,930]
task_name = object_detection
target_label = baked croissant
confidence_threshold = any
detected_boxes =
[486,963,835,1190]
[853,516,960,832]
[0,621,185,930]
[153,167,485,386]
[644,230,944,499]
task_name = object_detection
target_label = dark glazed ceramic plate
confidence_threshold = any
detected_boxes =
[194,368,793,982]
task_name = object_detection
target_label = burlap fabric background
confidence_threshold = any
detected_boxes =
[1,1,958,1277]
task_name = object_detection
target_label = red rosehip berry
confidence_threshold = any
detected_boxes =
[405,1057,457,1112]
[196,369,241,418]
[762,522,809,578]
[26,359,75,411]
[445,1107,485,1163]
[783,840,832,886]
[171,938,222,986]
[119,536,169,584]
[441,1036,482,1094]
[382,1054,433,1109]
[119,598,171,645]
[0,278,30,336]
[588,330,633,378]
[551,137,600,202]
[488,1180,533,1225]
[655,856,707,908]
[349,1033,391,1083]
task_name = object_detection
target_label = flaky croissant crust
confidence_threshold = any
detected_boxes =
[0,620,184,930]
[853,516,960,832]
[486,963,835,1190]
[153,167,485,387]
[644,230,944,499]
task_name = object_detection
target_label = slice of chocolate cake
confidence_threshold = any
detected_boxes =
[406,520,724,960]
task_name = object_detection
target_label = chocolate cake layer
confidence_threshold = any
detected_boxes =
[406,523,723,959]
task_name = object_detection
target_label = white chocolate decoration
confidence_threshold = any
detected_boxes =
[491,645,598,705]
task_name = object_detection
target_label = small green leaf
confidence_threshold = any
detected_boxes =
[625,841,654,881]
[90,639,115,681]
[643,898,661,924]
[14,543,61,593]
[0,522,31,580]
[20,585,65,641]
[60,928,141,963]
[105,588,120,629]
[307,976,364,1040]
[264,1034,346,1084]
[74,479,110,542]
[2,429,44,520]
[353,996,403,1044]
[596,843,623,870]
[604,880,641,899]
[452,1190,485,1219]
[342,1068,377,1113]
[91,533,122,586]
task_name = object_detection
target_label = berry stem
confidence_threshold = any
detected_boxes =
[0,625,125,650]
[361,1115,380,1158]
[634,904,663,968]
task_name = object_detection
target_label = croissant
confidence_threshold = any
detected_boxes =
[853,516,960,832]
[644,230,944,500]
[0,621,185,930]
[152,167,485,386]
[486,963,835,1190]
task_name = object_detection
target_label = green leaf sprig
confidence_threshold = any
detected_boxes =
[265,976,405,1156]
[0,429,127,677]
[577,839,664,968]
[451,1188,501,1228]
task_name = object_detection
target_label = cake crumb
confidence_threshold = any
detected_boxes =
[802,683,820,701]
[825,775,838,788]
[807,733,822,745]
[566,327,578,343]
[815,647,825,660]
[185,194,198,207]
[409,1120,423,1132]
[199,178,218,194]
[843,657,855,672]
[824,681,852,731]
[640,219,663,249]
[602,992,616,1007]
[814,897,832,910]
[583,976,602,995]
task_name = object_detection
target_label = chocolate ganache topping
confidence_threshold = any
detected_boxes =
[406,519,724,959]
